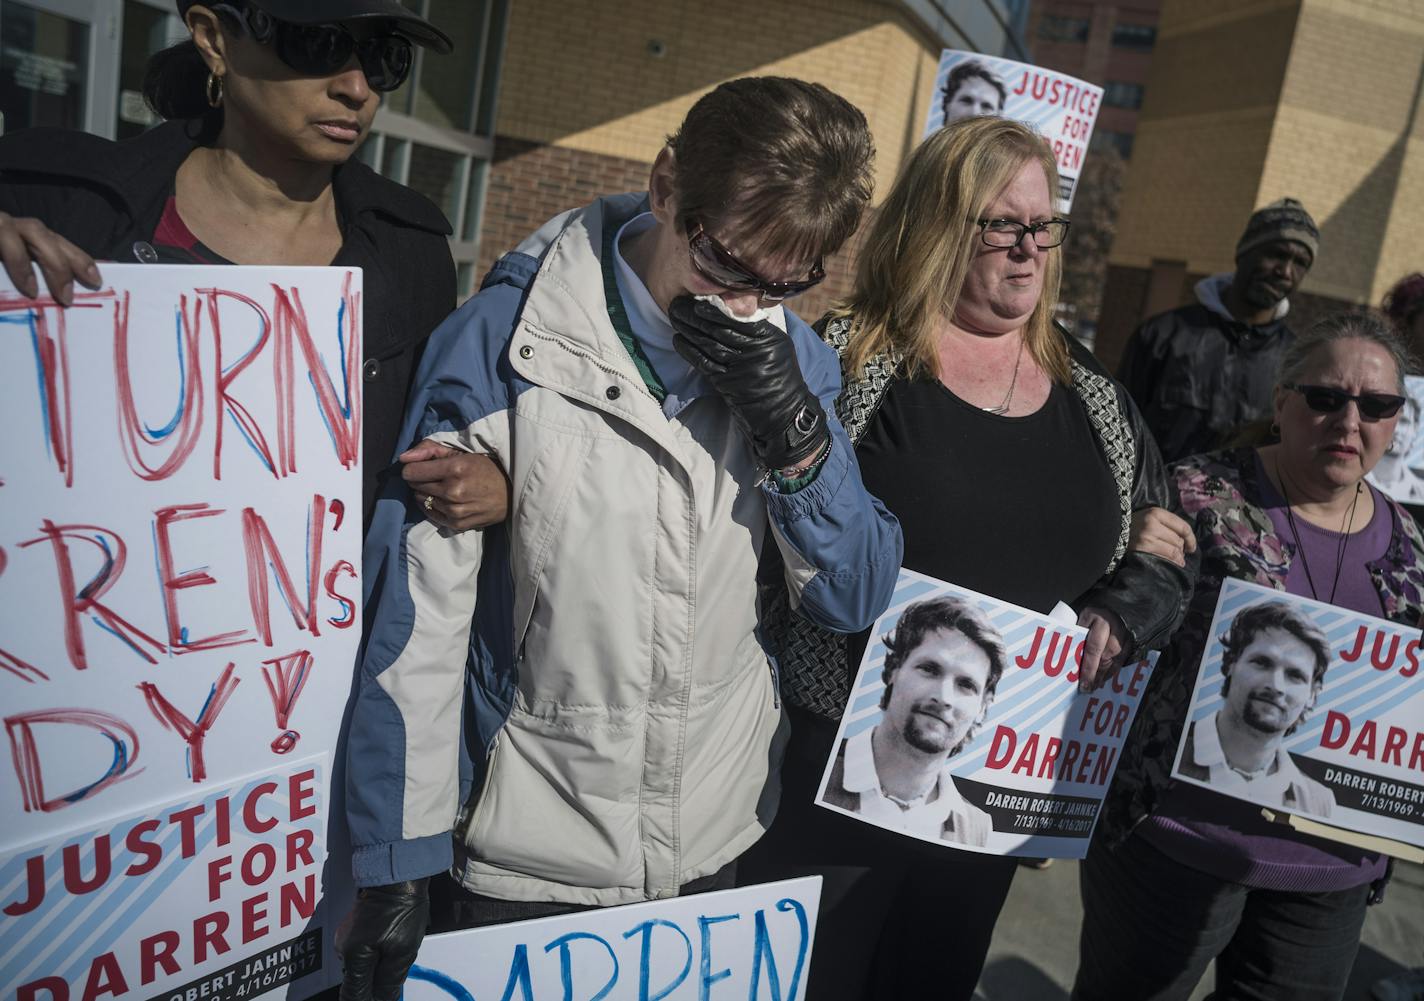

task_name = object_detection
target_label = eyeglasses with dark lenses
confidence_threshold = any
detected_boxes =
[977,217,1071,249]
[686,222,825,302]
[1282,383,1406,420]
[216,4,414,92]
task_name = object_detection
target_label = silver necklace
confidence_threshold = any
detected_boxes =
[983,335,1025,416]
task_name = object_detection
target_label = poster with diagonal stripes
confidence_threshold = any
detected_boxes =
[1171,578,1424,848]
[923,50,1103,210]
[0,264,363,1001]
[814,569,1154,858]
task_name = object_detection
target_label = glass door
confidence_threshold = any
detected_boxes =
[0,0,116,136]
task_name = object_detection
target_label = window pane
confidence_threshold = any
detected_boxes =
[1037,14,1089,43]
[355,131,383,169]
[461,158,488,242]
[1103,82,1144,110]
[1111,23,1157,50]
[0,0,89,132]
[381,136,409,181]
[410,0,485,130]
[116,1,175,139]
[406,143,463,220]
[475,0,507,136]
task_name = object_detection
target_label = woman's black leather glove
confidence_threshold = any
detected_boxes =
[669,295,829,471]
[336,878,430,1001]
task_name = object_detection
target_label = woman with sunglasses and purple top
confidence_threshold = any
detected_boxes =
[0,0,506,531]
[1076,312,1424,1001]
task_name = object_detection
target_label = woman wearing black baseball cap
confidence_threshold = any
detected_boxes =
[0,1,503,531]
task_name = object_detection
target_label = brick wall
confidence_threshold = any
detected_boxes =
[476,139,653,278]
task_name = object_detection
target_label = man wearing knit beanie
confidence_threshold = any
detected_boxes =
[1119,197,1318,462]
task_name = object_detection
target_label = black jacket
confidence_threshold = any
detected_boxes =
[0,121,456,523]
[1118,297,1294,464]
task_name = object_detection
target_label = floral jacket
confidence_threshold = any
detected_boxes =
[1099,447,1424,846]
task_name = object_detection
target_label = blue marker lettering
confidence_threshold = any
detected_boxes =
[623,918,692,1001]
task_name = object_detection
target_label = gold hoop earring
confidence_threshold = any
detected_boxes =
[206,72,224,109]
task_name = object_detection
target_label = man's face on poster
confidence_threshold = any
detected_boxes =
[1387,396,1419,457]
[1223,626,1318,737]
[884,627,993,755]
[942,76,1004,123]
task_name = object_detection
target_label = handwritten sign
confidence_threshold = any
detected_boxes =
[924,50,1104,210]
[1172,578,1424,848]
[405,877,821,1001]
[816,570,1150,858]
[0,264,363,999]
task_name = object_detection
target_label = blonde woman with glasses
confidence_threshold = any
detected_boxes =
[745,115,1195,1000]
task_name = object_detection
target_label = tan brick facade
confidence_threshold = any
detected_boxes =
[1096,0,1424,369]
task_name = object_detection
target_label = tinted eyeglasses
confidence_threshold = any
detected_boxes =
[686,221,824,301]
[215,3,414,92]
[1282,383,1406,420]
[977,217,1071,249]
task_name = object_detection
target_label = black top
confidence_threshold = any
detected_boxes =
[0,121,456,526]
[855,375,1120,616]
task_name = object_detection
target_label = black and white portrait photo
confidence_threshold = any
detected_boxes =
[939,59,1008,124]
[1177,601,1337,816]
[821,595,1005,846]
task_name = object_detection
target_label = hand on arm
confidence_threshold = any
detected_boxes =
[0,212,100,305]
[401,441,510,531]
[1129,507,1196,567]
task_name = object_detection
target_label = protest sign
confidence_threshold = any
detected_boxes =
[405,877,821,1001]
[3,759,327,1001]
[0,264,364,1000]
[1368,374,1424,504]
[815,569,1152,858]
[1171,578,1424,849]
[923,50,1103,209]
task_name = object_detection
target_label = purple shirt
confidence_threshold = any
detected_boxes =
[1138,457,1392,891]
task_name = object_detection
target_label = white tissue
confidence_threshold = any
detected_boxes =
[695,294,773,325]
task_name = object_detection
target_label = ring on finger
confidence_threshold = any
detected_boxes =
[423,494,435,512]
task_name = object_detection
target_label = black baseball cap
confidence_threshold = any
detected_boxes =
[178,0,454,54]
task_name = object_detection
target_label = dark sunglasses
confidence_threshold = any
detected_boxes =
[215,3,414,92]
[1282,382,1406,420]
[685,221,824,302]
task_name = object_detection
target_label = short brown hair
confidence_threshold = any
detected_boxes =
[666,77,874,265]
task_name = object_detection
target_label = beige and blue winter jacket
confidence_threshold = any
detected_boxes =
[346,194,902,904]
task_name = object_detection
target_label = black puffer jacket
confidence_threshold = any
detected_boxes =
[0,120,456,525]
